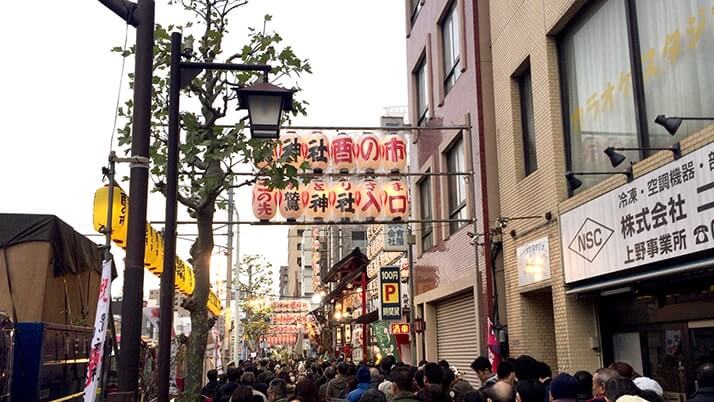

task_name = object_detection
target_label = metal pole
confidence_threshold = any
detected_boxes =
[361,271,367,362]
[407,228,416,366]
[157,31,181,402]
[99,154,116,402]
[226,184,234,363]
[116,0,155,398]
[233,210,242,361]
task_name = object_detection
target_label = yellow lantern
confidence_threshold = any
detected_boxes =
[305,131,330,173]
[175,257,187,293]
[331,132,355,173]
[329,178,357,222]
[144,224,162,271]
[381,132,407,173]
[92,185,129,247]
[305,178,330,221]
[254,141,280,170]
[183,264,195,295]
[208,291,222,316]
[356,178,383,221]
[278,130,306,169]
[252,178,278,221]
[356,132,382,173]
[382,179,409,221]
[278,182,307,222]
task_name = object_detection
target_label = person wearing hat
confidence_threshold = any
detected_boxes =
[632,378,663,399]
[550,373,579,402]
[347,366,372,402]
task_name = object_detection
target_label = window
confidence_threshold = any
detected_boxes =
[635,0,714,146]
[446,137,467,234]
[419,175,434,251]
[297,229,304,237]
[415,58,428,126]
[297,242,302,250]
[519,67,537,175]
[297,257,302,267]
[351,231,366,241]
[441,1,461,94]
[560,0,714,193]
[410,0,423,25]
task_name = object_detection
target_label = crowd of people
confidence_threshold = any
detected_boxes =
[199,355,714,402]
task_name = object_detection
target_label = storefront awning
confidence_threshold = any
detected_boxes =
[565,256,714,295]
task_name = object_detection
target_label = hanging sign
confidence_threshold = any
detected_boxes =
[382,133,407,173]
[517,237,550,286]
[306,131,330,173]
[278,182,307,221]
[93,185,129,247]
[383,179,409,221]
[83,260,112,402]
[560,141,714,284]
[332,132,356,173]
[279,130,306,169]
[252,178,278,221]
[379,266,401,320]
[390,323,410,335]
[330,178,358,222]
[356,132,382,173]
[383,224,408,252]
[356,178,383,221]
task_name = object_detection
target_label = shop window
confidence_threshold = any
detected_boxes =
[518,66,537,175]
[446,136,467,234]
[419,175,434,251]
[635,0,714,146]
[415,57,429,126]
[441,1,461,94]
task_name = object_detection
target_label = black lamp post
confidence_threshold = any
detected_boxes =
[565,169,633,192]
[655,114,714,136]
[158,31,294,402]
[604,145,681,168]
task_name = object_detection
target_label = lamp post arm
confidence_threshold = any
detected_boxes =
[98,0,138,26]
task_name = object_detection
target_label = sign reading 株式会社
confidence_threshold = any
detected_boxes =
[560,141,714,284]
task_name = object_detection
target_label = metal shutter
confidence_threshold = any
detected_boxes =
[436,292,479,387]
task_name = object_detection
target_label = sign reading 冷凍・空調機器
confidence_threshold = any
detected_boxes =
[560,141,714,283]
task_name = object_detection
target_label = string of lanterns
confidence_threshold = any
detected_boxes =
[92,185,223,316]
[252,131,409,223]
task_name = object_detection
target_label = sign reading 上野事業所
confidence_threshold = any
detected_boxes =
[517,237,550,286]
[379,266,401,320]
[384,224,408,251]
[560,141,714,284]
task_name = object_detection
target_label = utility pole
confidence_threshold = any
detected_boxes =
[233,210,242,361]
[99,1,155,399]
[407,227,417,366]
[226,184,234,363]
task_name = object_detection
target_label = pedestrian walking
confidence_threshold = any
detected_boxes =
[470,357,498,391]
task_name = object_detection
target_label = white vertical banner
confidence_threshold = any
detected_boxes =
[83,260,112,402]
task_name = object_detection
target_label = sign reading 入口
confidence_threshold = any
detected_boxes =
[379,266,401,320]
[560,141,714,283]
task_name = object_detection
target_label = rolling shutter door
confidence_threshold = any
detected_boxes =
[436,292,479,387]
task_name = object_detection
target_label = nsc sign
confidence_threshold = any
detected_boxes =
[379,266,401,320]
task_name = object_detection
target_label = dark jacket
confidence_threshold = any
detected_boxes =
[216,382,239,402]
[479,375,498,392]
[686,387,714,402]
[326,376,349,400]
[202,380,221,397]
[393,391,422,402]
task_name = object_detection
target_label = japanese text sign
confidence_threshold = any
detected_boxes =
[517,237,550,286]
[390,323,410,335]
[383,224,408,251]
[560,142,714,283]
[379,266,401,320]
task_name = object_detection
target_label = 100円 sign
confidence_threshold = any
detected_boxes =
[560,141,714,283]
[379,266,401,320]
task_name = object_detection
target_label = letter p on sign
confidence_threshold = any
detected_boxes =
[382,283,398,303]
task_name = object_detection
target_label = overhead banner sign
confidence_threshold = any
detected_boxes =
[560,141,714,283]
[379,266,401,320]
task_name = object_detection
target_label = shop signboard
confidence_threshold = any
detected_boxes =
[378,266,401,320]
[384,224,408,251]
[560,142,714,283]
[517,237,550,286]
[371,320,400,360]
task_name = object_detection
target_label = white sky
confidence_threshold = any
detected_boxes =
[0,1,406,298]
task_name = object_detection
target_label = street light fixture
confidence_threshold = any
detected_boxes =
[235,82,295,139]
[565,169,633,192]
[604,145,681,168]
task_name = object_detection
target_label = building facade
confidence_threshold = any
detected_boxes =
[491,0,714,397]
[286,227,305,297]
[405,0,500,383]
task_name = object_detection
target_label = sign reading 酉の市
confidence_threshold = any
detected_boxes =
[379,266,401,320]
[560,141,714,283]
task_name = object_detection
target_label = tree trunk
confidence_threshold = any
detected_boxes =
[180,205,214,402]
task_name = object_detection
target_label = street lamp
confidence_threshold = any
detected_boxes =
[157,31,296,402]
[311,293,322,304]
[235,82,295,139]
